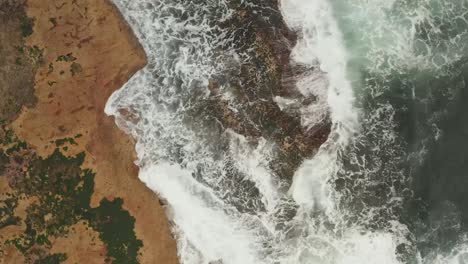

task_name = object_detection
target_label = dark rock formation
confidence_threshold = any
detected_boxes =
[204,1,331,180]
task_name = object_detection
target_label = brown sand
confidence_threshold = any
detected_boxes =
[10,0,179,263]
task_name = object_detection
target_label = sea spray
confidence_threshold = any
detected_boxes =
[106,0,407,262]
[106,1,293,262]
[140,163,261,264]
[279,0,358,209]
[281,0,406,262]
[107,0,468,263]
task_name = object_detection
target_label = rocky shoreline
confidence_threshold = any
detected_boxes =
[200,0,331,182]
[0,0,332,262]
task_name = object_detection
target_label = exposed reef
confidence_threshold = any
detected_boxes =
[202,1,331,180]
[0,0,332,262]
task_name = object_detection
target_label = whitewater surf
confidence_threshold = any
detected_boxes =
[107,0,468,263]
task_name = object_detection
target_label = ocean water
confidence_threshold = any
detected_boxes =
[107,0,468,263]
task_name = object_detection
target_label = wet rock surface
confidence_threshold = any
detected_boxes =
[0,0,333,262]
[201,1,331,180]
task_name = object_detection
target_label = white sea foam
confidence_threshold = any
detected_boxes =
[279,0,358,209]
[280,1,409,263]
[107,0,468,263]
[140,163,261,264]
[280,0,358,143]
[105,0,404,262]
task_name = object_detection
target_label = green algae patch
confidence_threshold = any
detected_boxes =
[26,45,44,66]
[0,125,143,263]
[19,15,34,38]
[56,54,83,77]
[56,53,77,63]
[48,18,57,29]
[70,62,83,76]
[34,253,68,264]
[88,198,143,264]
[0,196,20,229]
[51,137,78,147]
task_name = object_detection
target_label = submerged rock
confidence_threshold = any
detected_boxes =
[202,0,331,180]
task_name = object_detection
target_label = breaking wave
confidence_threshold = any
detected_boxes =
[107,0,468,263]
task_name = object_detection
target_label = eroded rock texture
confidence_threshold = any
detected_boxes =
[201,1,331,180]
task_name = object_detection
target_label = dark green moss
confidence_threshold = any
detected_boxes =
[56,53,77,63]
[20,15,34,38]
[34,253,67,264]
[0,149,9,175]
[48,18,57,29]
[16,46,24,54]
[28,46,44,66]
[75,169,95,211]
[52,137,78,147]
[5,140,28,154]
[0,125,18,145]
[35,234,51,247]
[87,198,143,264]
[70,62,82,76]
[15,57,22,65]
[47,63,54,74]
[0,130,143,263]
[0,196,20,229]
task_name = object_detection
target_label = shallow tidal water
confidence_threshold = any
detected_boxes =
[107,0,468,263]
